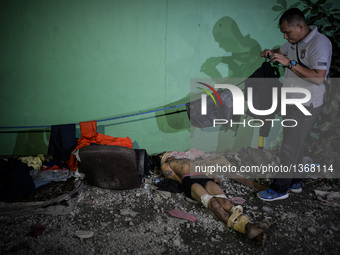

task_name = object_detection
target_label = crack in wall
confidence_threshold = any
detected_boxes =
[164,0,168,103]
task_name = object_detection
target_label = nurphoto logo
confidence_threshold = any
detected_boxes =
[198,82,312,128]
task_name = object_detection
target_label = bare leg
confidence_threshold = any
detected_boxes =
[190,183,230,224]
[191,182,270,244]
[204,181,234,213]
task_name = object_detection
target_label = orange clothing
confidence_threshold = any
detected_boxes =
[67,121,133,170]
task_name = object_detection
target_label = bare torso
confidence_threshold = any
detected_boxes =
[161,158,193,183]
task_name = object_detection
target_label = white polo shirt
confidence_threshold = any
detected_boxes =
[280,25,332,107]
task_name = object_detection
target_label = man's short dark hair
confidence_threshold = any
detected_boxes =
[279,8,307,26]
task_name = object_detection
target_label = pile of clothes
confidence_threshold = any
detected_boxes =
[0,120,133,203]
[0,155,75,202]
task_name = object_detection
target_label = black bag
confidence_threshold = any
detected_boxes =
[245,60,282,118]
[244,61,282,137]
[186,89,233,128]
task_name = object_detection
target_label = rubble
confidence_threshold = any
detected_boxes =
[0,177,340,254]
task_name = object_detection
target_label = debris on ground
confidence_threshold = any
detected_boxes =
[0,175,340,254]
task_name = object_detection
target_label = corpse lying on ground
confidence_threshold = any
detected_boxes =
[160,152,270,243]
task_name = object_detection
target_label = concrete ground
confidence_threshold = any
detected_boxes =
[0,171,339,255]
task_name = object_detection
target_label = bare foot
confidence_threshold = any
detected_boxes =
[245,219,271,245]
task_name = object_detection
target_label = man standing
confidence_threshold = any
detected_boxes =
[257,8,332,201]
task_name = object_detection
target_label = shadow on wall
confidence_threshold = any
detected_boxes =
[12,130,50,155]
[144,17,267,153]
[11,125,102,156]
[200,16,263,152]
[154,13,207,134]
[201,16,262,79]
[154,16,264,149]
[154,96,190,133]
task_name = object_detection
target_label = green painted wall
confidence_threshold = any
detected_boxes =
[1,0,336,155]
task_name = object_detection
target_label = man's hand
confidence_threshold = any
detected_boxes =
[260,48,282,59]
[270,53,290,67]
[260,49,273,58]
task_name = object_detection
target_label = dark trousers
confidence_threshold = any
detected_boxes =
[271,104,322,193]
[48,124,77,167]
